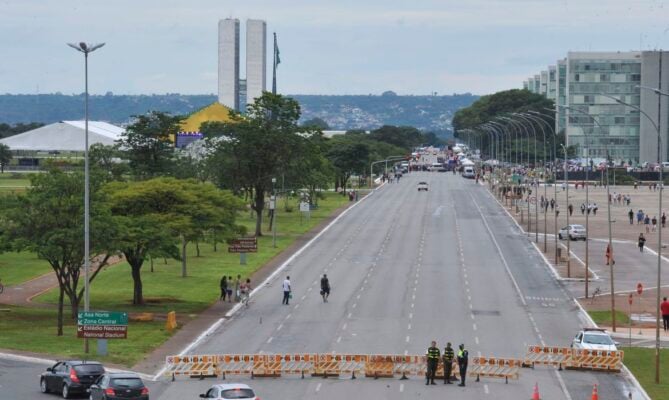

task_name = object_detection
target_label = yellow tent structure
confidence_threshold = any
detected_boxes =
[175,102,236,146]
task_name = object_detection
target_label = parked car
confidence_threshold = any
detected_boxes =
[199,383,260,399]
[40,360,105,398]
[558,224,586,240]
[88,372,149,400]
[571,328,618,351]
[417,181,429,191]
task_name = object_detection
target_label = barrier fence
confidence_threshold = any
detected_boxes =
[164,346,623,382]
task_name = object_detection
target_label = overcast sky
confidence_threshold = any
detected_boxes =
[1,0,669,96]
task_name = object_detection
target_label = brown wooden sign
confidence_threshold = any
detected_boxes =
[77,324,128,339]
[228,237,258,253]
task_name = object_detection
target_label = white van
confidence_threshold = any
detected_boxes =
[462,166,475,179]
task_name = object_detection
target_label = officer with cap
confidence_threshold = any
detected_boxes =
[457,343,469,387]
[425,340,440,385]
[442,342,455,384]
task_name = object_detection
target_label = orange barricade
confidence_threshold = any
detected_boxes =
[470,357,521,383]
[165,355,217,379]
[523,346,572,369]
[365,355,395,378]
[252,354,282,377]
[313,354,341,377]
[568,349,623,372]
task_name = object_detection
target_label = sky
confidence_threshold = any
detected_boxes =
[1,0,669,96]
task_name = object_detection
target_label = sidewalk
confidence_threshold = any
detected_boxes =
[131,200,356,375]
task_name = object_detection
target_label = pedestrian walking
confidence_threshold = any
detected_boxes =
[663,213,667,228]
[442,342,455,384]
[661,297,669,332]
[226,276,233,302]
[652,216,658,232]
[637,210,644,225]
[568,204,573,216]
[645,215,651,233]
[638,233,646,252]
[220,275,228,301]
[282,276,292,305]
[550,199,555,211]
[235,274,241,302]
[425,341,440,385]
[628,209,634,225]
[457,344,469,387]
[320,274,330,302]
[555,204,560,217]
[593,203,598,216]
[581,203,586,215]
[240,278,251,307]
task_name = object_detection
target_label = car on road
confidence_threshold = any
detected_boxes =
[462,166,475,178]
[558,224,587,241]
[571,328,618,351]
[199,383,260,399]
[40,360,105,398]
[88,372,149,400]
[417,181,429,191]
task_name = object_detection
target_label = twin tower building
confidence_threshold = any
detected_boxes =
[218,18,267,112]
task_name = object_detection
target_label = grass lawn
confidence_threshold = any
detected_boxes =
[621,347,669,400]
[1,192,349,365]
[0,173,31,194]
[0,251,52,286]
[0,305,170,367]
[588,310,631,326]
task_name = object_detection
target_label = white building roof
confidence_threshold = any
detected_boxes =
[0,121,124,151]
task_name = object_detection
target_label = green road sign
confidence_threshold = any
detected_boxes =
[77,311,128,326]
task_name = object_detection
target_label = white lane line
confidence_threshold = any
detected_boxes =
[409,313,413,319]
[267,337,273,344]
[286,313,291,320]
[412,294,416,300]
[484,384,489,394]
[400,383,405,392]
[404,350,408,355]
[301,295,306,300]
[475,337,479,345]
[411,303,415,309]
[406,335,410,343]
[352,303,357,308]
[343,323,347,330]
[407,323,412,330]
[348,313,352,319]
[472,323,477,331]
[337,336,342,343]
[315,383,322,392]
[277,323,283,331]
[356,294,361,299]
[294,304,300,309]
[470,314,475,320]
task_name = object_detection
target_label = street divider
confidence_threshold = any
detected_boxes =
[163,347,623,381]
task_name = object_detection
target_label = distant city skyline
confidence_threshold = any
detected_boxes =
[1,0,669,96]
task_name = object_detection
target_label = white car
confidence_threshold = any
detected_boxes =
[418,182,429,191]
[571,328,618,351]
[559,224,586,241]
[199,383,260,399]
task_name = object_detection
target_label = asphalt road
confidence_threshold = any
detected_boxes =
[1,172,648,400]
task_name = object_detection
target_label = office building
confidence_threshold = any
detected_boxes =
[218,18,240,110]
[246,19,267,106]
[639,51,669,163]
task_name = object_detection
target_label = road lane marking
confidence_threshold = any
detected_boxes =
[267,336,273,344]
[409,313,413,319]
[342,323,347,330]
[294,304,300,309]
[484,384,489,394]
[411,303,414,308]
[352,303,357,308]
[348,313,352,319]
[472,323,477,331]
[407,323,411,330]
[337,336,342,343]
[406,335,410,343]
[400,383,405,392]
[301,295,306,300]
[277,324,283,331]
[315,383,322,392]
[475,337,479,345]
[286,313,291,319]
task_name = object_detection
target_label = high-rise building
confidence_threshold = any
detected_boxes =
[639,51,669,163]
[218,18,240,110]
[246,19,267,106]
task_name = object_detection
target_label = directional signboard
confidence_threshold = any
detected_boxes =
[228,237,258,253]
[77,311,128,340]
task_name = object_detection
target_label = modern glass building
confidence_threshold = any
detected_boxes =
[565,52,641,164]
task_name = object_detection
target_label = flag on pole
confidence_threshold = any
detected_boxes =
[274,32,280,67]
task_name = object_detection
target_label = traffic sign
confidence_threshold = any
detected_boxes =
[636,283,643,295]
[77,311,128,326]
[77,325,128,339]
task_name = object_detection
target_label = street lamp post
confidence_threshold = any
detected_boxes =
[561,144,571,277]
[271,177,277,248]
[612,89,665,382]
[67,41,105,354]
[525,112,551,251]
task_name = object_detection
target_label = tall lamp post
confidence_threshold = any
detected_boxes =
[560,144,571,277]
[609,90,664,382]
[67,41,105,354]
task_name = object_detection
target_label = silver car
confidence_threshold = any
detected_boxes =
[559,224,586,241]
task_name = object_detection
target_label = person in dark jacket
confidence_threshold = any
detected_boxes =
[320,274,330,302]
[220,275,228,301]
[442,342,455,384]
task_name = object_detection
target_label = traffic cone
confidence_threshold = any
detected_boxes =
[591,384,599,400]
[532,383,541,400]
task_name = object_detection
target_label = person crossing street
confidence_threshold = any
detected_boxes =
[425,341,440,385]
[442,342,455,384]
[320,274,330,302]
[457,343,469,387]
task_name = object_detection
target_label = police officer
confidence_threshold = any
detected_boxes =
[442,342,455,384]
[425,340,440,385]
[457,343,469,387]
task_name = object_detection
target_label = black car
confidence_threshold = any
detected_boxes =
[88,372,149,400]
[40,361,105,398]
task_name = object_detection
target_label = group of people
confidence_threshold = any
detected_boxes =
[630,209,667,232]
[220,274,252,306]
[425,341,469,386]
[610,192,632,206]
[281,274,331,305]
[578,202,599,216]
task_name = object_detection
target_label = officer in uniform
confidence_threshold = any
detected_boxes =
[442,342,455,384]
[457,343,469,387]
[425,340,440,385]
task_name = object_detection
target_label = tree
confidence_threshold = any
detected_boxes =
[202,92,313,236]
[0,144,12,173]
[116,111,183,179]
[0,170,116,335]
[369,125,423,149]
[104,178,245,304]
[89,143,129,181]
[301,117,330,130]
[325,136,370,190]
